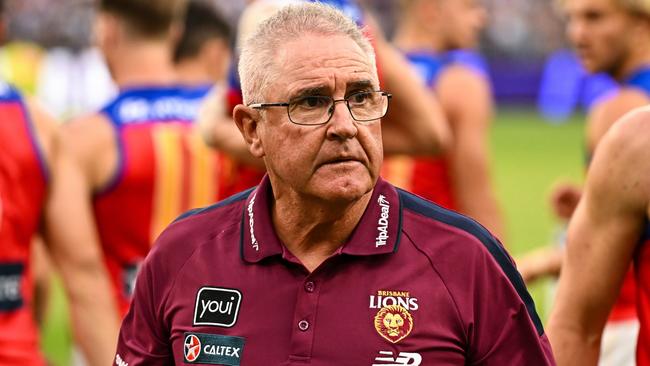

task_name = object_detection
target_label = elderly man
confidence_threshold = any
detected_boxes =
[115,3,554,365]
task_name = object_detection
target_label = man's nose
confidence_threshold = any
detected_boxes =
[568,19,586,45]
[326,100,358,140]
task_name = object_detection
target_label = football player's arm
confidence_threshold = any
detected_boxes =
[547,110,650,366]
[197,85,265,168]
[585,88,649,154]
[367,18,451,156]
[437,65,504,239]
[25,100,57,327]
[522,90,649,284]
[30,237,52,326]
[43,114,121,366]
[516,246,563,284]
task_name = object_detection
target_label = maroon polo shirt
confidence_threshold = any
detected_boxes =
[115,176,555,366]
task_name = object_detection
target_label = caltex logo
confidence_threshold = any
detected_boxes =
[184,334,201,362]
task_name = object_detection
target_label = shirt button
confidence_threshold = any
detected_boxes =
[298,320,310,331]
[304,281,315,293]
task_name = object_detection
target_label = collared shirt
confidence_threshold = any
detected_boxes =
[115,176,555,366]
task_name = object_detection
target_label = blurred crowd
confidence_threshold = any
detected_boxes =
[0,0,573,119]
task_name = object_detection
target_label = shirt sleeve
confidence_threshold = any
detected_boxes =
[114,255,173,365]
[466,242,556,365]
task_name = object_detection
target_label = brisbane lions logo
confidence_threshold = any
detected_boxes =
[374,305,413,344]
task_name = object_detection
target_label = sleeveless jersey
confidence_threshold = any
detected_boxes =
[92,85,220,314]
[626,66,650,95]
[382,50,489,210]
[0,83,47,365]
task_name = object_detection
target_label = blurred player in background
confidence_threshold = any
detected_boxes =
[0,80,54,366]
[173,0,231,87]
[198,0,452,198]
[386,0,504,238]
[548,109,650,366]
[529,0,650,364]
[47,0,223,332]
[0,0,118,362]
[1,84,119,366]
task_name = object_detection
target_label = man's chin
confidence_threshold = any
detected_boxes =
[577,58,600,74]
[309,177,374,203]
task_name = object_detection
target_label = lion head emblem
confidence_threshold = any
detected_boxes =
[374,305,413,343]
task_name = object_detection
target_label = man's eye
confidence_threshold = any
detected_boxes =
[349,92,371,104]
[296,96,328,108]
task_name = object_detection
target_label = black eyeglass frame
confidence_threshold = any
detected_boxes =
[247,90,392,126]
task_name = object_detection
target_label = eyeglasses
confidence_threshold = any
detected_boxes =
[248,90,392,126]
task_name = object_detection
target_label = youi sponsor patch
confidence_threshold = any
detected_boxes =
[194,287,242,327]
[183,332,245,365]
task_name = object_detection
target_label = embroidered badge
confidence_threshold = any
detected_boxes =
[183,332,245,365]
[193,287,242,327]
[374,305,414,344]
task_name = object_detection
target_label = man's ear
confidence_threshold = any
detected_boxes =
[233,105,265,158]
[94,12,119,56]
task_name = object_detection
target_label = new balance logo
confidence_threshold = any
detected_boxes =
[372,351,422,366]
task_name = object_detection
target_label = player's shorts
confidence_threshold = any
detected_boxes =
[600,318,639,366]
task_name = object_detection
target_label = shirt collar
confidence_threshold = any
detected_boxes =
[240,176,402,263]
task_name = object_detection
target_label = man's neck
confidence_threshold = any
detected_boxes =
[393,23,445,54]
[614,39,650,82]
[272,190,373,272]
[175,59,213,86]
[110,41,177,88]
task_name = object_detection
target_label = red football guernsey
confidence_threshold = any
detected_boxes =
[92,85,219,315]
[634,226,650,366]
[382,51,491,210]
[602,67,650,325]
[0,83,47,365]
[116,176,554,365]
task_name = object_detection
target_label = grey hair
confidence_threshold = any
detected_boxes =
[238,2,377,105]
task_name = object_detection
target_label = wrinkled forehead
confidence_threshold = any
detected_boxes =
[267,33,378,98]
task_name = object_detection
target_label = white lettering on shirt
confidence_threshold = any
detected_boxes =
[200,297,236,318]
[203,345,241,357]
[247,193,259,251]
[118,97,202,123]
[0,275,20,302]
[376,194,390,247]
[115,354,129,366]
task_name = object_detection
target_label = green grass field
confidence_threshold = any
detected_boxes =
[40,109,586,364]
[491,109,585,319]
